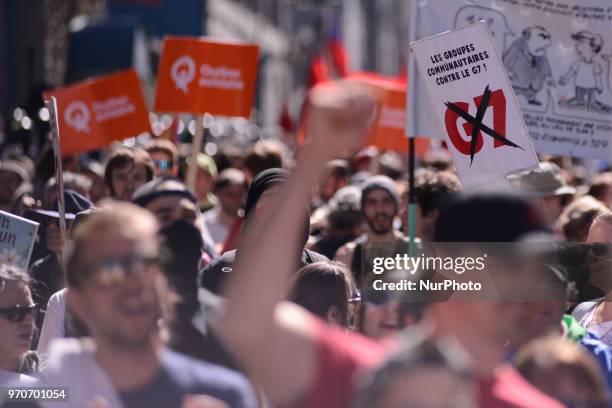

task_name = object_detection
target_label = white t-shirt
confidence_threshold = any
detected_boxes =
[573,60,603,89]
[202,207,230,246]
[37,289,67,356]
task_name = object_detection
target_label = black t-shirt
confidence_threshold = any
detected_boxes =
[118,349,256,408]
[199,249,329,295]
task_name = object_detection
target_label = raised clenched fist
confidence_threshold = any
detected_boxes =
[304,81,376,158]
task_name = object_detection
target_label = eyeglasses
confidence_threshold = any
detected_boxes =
[0,304,38,323]
[86,254,159,287]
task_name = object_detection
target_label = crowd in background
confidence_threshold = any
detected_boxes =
[0,84,611,407]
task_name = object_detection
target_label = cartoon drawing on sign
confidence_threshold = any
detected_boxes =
[453,6,515,56]
[64,100,90,133]
[502,26,554,107]
[558,31,611,114]
[604,54,612,93]
[171,55,196,94]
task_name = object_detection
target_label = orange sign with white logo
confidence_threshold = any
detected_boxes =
[154,36,259,117]
[44,69,150,156]
[348,73,429,153]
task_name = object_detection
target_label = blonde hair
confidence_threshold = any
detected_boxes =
[65,200,159,288]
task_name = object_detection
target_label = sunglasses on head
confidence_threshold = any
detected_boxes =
[0,304,38,323]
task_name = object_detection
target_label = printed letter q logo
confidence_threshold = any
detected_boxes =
[171,55,196,95]
[64,101,91,133]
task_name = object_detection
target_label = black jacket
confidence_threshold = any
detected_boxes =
[199,249,329,295]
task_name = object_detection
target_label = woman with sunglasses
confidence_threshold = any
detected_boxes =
[0,265,39,385]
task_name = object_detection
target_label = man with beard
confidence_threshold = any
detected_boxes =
[335,175,407,285]
[503,26,554,106]
[218,82,563,408]
[36,202,256,407]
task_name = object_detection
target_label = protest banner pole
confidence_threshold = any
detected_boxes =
[186,114,205,191]
[406,2,418,257]
[408,136,416,256]
[46,96,67,263]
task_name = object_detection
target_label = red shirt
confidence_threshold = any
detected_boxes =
[303,319,564,408]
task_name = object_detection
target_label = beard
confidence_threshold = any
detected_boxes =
[366,213,394,235]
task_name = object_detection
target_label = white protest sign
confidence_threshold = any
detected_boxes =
[406,0,612,161]
[0,210,39,270]
[410,21,539,187]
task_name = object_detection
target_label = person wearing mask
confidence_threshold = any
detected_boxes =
[104,147,154,201]
[131,177,217,262]
[38,202,256,407]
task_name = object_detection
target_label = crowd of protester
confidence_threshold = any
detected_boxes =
[0,83,611,407]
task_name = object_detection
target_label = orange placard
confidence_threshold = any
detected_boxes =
[154,36,259,117]
[348,73,429,154]
[44,69,150,156]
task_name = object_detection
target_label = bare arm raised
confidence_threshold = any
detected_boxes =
[220,83,375,406]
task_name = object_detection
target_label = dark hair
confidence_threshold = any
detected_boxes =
[588,172,612,203]
[145,138,178,165]
[522,26,548,40]
[571,31,603,53]
[213,168,247,194]
[413,169,461,217]
[556,196,607,242]
[324,159,351,180]
[327,205,362,233]
[287,261,357,327]
[104,147,154,196]
[244,140,284,178]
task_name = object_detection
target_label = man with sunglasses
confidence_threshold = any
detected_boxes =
[145,139,178,178]
[0,265,38,386]
[573,211,612,347]
[37,202,255,407]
